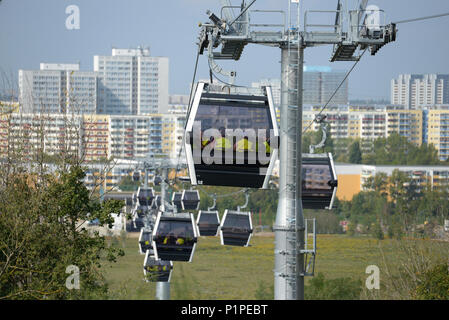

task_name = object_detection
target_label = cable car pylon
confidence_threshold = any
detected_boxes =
[193,0,397,300]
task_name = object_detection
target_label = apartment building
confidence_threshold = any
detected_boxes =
[427,106,449,161]
[94,47,169,115]
[162,113,186,159]
[81,114,109,162]
[0,113,82,159]
[335,164,449,201]
[302,105,424,147]
[391,74,449,109]
[0,113,170,162]
[19,63,98,114]
[303,66,349,105]
[386,108,423,146]
[109,115,157,160]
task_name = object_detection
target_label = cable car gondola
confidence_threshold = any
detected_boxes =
[137,187,155,208]
[139,229,153,255]
[219,210,253,247]
[133,217,145,230]
[172,192,183,211]
[143,250,173,283]
[301,153,338,210]
[181,190,200,211]
[132,171,140,182]
[196,210,220,236]
[152,212,198,262]
[151,195,162,210]
[184,82,279,189]
[153,176,162,186]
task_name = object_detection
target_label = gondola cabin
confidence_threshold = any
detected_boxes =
[132,171,140,182]
[196,210,220,236]
[151,195,162,210]
[219,210,253,247]
[133,217,145,230]
[153,176,162,186]
[172,192,183,211]
[152,212,198,262]
[137,187,155,207]
[133,204,145,219]
[181,190,200,211]
[301,153,338,210]
[184,82,279,189]
[139,229,153,255]
[143,251,173,283]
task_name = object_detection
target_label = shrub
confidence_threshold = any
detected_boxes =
[305,273,362,300]
[413,263,449,300]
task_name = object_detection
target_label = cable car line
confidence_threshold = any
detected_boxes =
[393,12,449,25]
[302,49,367,135]
[172,49,202,185]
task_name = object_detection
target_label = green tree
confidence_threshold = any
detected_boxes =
[117,175,140,192]
[0,165,124,300]
[348,140,362,164]
[362,133,441,165]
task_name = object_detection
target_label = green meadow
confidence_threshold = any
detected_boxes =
[102,233,436,300]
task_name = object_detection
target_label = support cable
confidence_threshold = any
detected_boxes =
[394,12,449,25]
[302,49,367,134]
[172,49,201,184]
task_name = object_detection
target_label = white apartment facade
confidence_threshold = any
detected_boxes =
[94,47,169,115]
[391,74,449,109]
[19,63,98,114]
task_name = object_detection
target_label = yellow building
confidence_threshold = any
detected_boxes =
[427,107,449,161]
[302,106,425,152]
[386,108,423,146]
[0,101,20,113]
[334,164,449,201]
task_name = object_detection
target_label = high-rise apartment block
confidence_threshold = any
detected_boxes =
[19,47,169,116]
[19,63,98,114]
[303,66,348,105]
[94,47,169,115]
[251,67,349,108]
[391,74,449,109]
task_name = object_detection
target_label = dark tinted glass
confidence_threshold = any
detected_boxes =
[199,212,219,224]
[302,164,332,191]
[184,191,199,201]
[195,103,272,132]
[155,219,195,246]
[140,231,151,242]
[138,188,154,205]
[222,213,251,231]
[173,193,182,201]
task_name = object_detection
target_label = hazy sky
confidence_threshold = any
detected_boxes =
[1,0,448,100]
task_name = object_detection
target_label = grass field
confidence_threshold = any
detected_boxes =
[101,233,418,300]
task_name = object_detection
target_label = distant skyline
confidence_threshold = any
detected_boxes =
[1,0,449,100]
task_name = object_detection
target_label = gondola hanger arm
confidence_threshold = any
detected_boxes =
[207,194,217,211]
[237,189,250,212]
[309,115,329,154]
